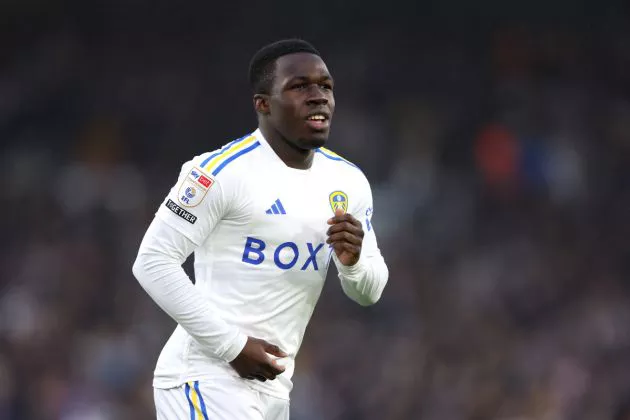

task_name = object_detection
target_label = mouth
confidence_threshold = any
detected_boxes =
[304,112,330,131]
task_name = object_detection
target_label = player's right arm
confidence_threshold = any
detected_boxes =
[132,156,285,381]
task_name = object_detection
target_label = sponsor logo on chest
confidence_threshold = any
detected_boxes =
[241,237,325,271]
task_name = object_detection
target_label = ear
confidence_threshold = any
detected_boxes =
[253,94,270,115]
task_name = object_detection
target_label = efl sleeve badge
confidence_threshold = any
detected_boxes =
[178,167,215,207]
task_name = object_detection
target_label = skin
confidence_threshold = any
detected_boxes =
[327,208,364,266]
[255,52,335,169]
[230,51,364,382]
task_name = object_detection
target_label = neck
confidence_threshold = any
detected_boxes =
[258,121,314,170]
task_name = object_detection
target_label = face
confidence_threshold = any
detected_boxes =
[259,52,335,149]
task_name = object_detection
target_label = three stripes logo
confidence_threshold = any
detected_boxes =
[265,199,286,215]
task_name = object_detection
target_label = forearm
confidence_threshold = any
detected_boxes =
[334,254,389,306]
[132,220,247,362]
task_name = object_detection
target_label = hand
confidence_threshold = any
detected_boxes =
[326,208,364,266]
[230,337,287,382]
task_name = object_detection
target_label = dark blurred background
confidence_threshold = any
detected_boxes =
[2,0,630,419]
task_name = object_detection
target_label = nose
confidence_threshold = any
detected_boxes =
[306,96,328,106]
[306,87,328,106]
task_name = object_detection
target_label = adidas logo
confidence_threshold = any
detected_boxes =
[265,199,286,215]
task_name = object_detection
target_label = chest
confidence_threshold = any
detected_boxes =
[212,168,350,273]
[241,169,355,242]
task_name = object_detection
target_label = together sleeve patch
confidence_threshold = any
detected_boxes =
[165,199,198,224]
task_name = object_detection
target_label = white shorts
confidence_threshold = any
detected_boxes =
[154,378,290,420]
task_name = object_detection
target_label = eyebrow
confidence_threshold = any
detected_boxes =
[288,75,334,83]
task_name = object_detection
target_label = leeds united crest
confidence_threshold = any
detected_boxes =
[329,191,348,214]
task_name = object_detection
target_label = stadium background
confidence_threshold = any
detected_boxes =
[2,0,630,418]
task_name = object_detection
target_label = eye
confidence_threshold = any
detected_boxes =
[291,83,309,90]
[319,83,333,91]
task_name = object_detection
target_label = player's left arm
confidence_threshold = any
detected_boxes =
[327,177,389,306]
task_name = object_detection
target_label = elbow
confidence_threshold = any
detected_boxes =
[344,280,384,307]
[342,262,389,307]
[357,290,382,307]
[359,265,388,306]
[132,253,149,287]
[133,253,159,293]
[360,266,389,306]
[132,249,181,290]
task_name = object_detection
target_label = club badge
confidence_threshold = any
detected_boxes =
[329,191,348,214]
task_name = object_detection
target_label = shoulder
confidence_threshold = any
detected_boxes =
[197,133,261,177]
[316,146,370,188]
[183,132,262,181]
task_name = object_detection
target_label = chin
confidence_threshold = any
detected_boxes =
[299,132,328,149]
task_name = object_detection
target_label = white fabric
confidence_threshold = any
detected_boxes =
[133,129,388,400]
[133,220,248,363]
[154,379,290,420]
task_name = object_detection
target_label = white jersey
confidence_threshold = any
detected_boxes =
[140,128,387,400]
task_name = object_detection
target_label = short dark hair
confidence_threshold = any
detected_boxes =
[248,39,320,94]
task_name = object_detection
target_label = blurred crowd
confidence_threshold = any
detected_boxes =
[2,1,630,419]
